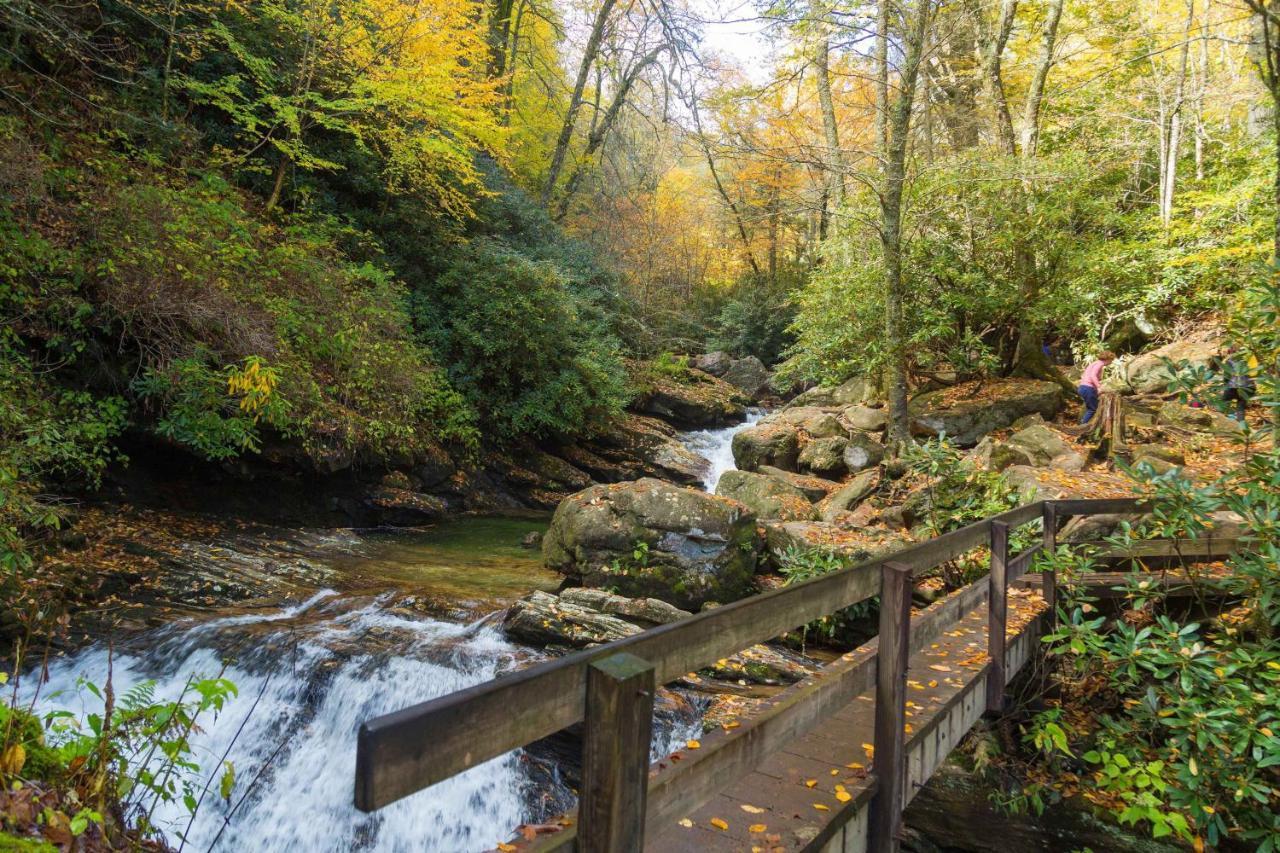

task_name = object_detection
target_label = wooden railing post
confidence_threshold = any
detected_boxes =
[869,561,912,853]
[580,652,655,853]
[986,521,1009,715]
[1042,502,1059,627]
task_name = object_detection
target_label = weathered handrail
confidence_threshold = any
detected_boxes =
[354,496,1177,852]
[354,500,1048,811]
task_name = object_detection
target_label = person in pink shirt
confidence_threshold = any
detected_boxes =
[1078,350,1116,424]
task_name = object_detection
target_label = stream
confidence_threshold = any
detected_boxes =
[677,408,764,491]
[24,424,753,851]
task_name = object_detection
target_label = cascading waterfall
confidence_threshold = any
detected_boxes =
[27,592,534,852]
[25,586,706,852]
[679,409,765,491]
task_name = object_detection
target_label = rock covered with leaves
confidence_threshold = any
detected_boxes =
[908,379,1064,446]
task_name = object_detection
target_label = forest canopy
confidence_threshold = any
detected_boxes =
[0,0,1275,468]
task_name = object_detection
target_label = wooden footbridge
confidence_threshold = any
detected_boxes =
[353,498,1242,853]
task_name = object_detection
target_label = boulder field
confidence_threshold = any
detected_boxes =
[532,341,1237,616]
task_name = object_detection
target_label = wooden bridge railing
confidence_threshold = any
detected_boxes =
[353,496,1236,852]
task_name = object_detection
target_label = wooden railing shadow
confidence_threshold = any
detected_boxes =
[352,497,1241,853]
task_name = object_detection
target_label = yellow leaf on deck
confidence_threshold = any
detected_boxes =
[835,790,852,803]
[830,769,839,775]
[928,680,938,688]
[805,779,817,788]
[749,824,767,833]
[929,664,951,672]
[723,721,740,730]
[496,844,517,852]
[741,804,764,814]
[687,740,701,749]
[710,818,729,830]
[678,818,693,828]
[813,803,830,811]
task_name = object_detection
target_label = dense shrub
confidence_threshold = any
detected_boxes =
[413,238,628,441]
[84,174,479,463]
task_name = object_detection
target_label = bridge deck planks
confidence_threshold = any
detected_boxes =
[645,601,1033,852]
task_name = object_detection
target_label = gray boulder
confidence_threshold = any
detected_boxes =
[693,351,733,376]
[1114,340,1219,394]
[503,590,641,647]
[842,432,886,472]
[721,356,771,399]
[804,412,846,439]
[558,587,691,626]
[798,435,849,477]
[1131,444,1185,466]
[842,405,888,433]
[543,478,759,610]
[1158,401,1241,435]
[990,424,1072,471]
[503,589,692,647]
[817,470,879,522]
[910,379,1064,446]
[787,376,869,409]
[758,466,840,502]
[716,470,817,521]
[732,422,801,472]
[1051,452,1087,472]
[632,370,747,427]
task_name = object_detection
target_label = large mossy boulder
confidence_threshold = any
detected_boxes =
[721,356,771,399]
[567,413,707,486]
[909,379,1064,446]
[692,351,733,376]
[543,478,760,610]
[1113,339,1219,395]
[842,405,888,433]
[716,470,817,521]
[787,376,869,409]
[757,466,839,502]
[632,369,747,428]
[732,422,800,472]
[798,435,849,477]
[989,424,1071,470]
[842,432,885,472]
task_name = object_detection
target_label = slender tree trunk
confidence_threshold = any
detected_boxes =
[542,0,618,205]
[266,154,288,211]
[555,43,667,218]
[881,0,934,448]
[1159,0,1196,227]
[1018,0,1064,161]
[814,25,846,215]
[488,0,517,79]
[974,0,1019,156]
[1194,0,1210,181]
[875,0,889,154]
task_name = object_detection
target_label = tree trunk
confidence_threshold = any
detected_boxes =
[881,0,934,448]
[973,0,1019,156]
[487,0,517,80]
[814,27,846,215]
[875,0,889,154]
[554,42,667,219]
[1159,0,1196,227]
[542,0,618,206]
[1018,0,1064,161]
[266,153,288,211]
